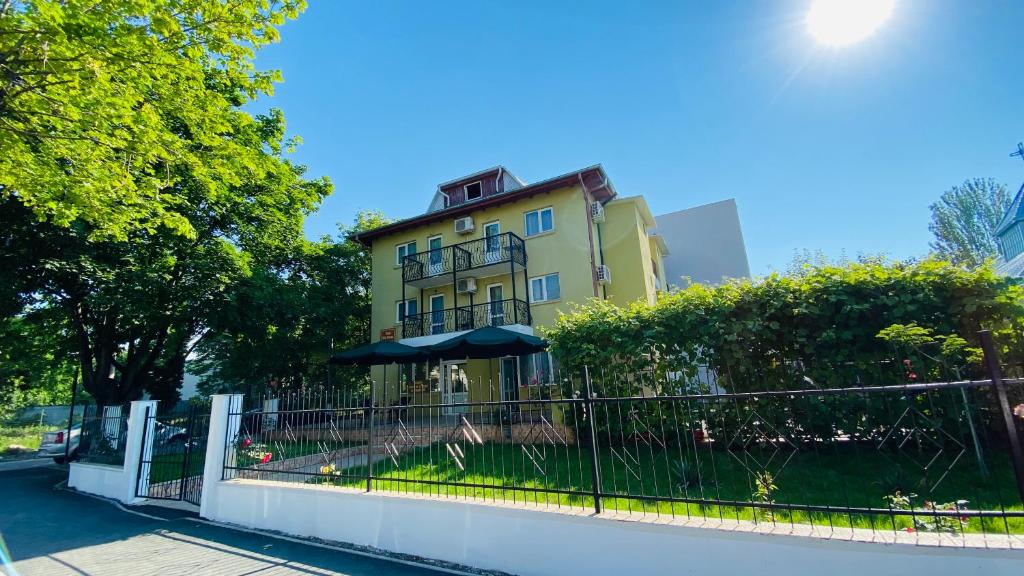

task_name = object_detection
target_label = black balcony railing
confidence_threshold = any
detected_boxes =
[402,298,532,338]
[402,232,527,284]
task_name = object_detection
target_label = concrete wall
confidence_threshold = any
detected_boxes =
[67,400,157,504]
[654,199,751,287]
[202,479,1023,576]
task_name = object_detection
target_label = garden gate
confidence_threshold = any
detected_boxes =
[135,400,211,505]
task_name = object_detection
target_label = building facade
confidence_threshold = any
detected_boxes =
[996,183,1024,277]
[354,165,669,412]
[653,199,750,287]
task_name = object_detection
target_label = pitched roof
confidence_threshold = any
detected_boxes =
[995,183,1024,236]
[354,164,616,245]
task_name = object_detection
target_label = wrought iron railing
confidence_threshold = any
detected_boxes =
[402,232,527,283]
[77,404,131,466]
[223,368,1024,540]
[402,298,532,338]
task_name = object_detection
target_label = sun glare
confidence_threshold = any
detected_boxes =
[807,0,895,47]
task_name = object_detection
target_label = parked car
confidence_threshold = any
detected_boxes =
[37,425,82,464]
[36,420,189,464]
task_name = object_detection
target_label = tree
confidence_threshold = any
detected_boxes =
[0,107,331,406]
[0,0,306,240]
[929,178,1012,268]
[191,211,389,396]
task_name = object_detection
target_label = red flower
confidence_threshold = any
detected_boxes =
[260,453,272,464]
[242,438,252,448]
[905,527,914,533]
[908,372,917,381]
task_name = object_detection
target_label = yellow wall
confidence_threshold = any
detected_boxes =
[365,185,666,401]
[599,197,661,306]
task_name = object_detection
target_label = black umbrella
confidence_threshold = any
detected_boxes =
[328,340,429,366]
[429,326,548,360]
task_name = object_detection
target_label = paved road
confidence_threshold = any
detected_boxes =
[0,464,444,576]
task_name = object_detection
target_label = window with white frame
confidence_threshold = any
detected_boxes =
[396,299,418,323]
[530,273,560,302]
[464,181,483,201]
[521,352,558,386]
[524,207,554,237]
[396,241,417,266]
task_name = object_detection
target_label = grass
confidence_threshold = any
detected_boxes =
[310,441,1024,535]
[0,421,63,456]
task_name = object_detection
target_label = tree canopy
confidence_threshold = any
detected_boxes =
[0,0,307,240]
[928,178,1012,268]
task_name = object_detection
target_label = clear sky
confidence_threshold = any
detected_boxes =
[250,0,1024,275]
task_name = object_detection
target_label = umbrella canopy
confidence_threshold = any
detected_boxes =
[429,326,548,360]
[329,340,430,366]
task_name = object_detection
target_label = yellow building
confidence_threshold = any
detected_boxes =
[354,165,667,412]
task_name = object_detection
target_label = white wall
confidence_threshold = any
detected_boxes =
[202,480,1022,576]
[67,400,157,504]
[654,199,751,287]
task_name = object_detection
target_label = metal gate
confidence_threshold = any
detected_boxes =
[135,400,211,506]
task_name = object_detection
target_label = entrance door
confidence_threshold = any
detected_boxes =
[135,400,211,506]
[500,357,520,402]
[430,294,445,335]
[487,284,504,326]
[442,362,470,415]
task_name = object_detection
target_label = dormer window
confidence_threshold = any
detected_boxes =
[465,181,482,201]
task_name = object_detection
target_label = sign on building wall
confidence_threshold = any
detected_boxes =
[380,328,395,341]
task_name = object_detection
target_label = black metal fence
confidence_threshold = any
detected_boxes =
[77,404,130,466]
[223,354,1024,539]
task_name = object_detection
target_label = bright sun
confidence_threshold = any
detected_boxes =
[807,0,895,47]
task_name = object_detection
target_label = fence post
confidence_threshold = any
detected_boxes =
[979,330,1024,504]
[581,366,602,514]
[200,393,242,519]
[366,382,376,493]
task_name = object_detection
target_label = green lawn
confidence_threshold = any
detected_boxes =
[0,422,62,456]
[314,441,1024,534]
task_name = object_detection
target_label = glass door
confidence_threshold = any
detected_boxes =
[500,357,520,403]
[484,222,500,263]
[487,284,504,326]
[427,235,443,276]
[430,294,445,335]
[442,362,470,415]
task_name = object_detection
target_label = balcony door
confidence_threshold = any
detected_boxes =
[442,361,469,416]
[430,294,445,335]
[500,356,520,403]
[427,235,443,276]
[483,222,501,264]
[487,284,504,326]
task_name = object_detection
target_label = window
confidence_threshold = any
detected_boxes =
[524,207,554,237]
[464,181,482,201]
[396,241,417,266]
[521,352,559,386]
[530,273,560,302]
[396,299,418,323]
[400,363,429,394]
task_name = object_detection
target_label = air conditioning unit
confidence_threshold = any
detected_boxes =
[591,202,605,223]
[454,216,475,234]
[456,277,478,294]
[596,264,612,285]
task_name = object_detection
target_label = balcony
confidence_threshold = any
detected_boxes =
[402,299,532,339]
[402,232,527,288]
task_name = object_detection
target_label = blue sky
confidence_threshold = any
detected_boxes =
[251,1,1024,275]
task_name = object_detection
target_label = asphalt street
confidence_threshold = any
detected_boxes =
[0,463,447,576]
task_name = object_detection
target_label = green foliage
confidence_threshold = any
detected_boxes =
[929,178,1012,269]
[548,259,1024,393]
[0,0,308,240]
[191,211,390,396]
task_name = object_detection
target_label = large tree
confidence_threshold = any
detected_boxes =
[0,108,331,406]
[191,211,389,397]
[928,178,1012,268]
[0,0,306,240]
